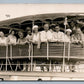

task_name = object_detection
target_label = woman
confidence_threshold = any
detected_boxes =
[32,25,41,49]
[17,31,27,45]
[17,31,27,71]
[65,29,72,42]
[26,27,33,43]
[0,31,8,46]
[8,29,17,45]
[26,27,33,57]
[71,28,83,44]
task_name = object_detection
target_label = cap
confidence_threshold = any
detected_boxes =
[66,29,72,33]
[32,25,38,30]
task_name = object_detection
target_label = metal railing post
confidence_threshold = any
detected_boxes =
[68,42,71,60]
[49,60,52,72]
[6,45,8,71]
[10,45,12,59]
[62,42,65,72]
[47,42,49,60]
[31,43,33,71]
[62,17,67,72]
[29,43,31,60]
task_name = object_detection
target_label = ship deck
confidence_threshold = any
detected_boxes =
[0,71,84,81]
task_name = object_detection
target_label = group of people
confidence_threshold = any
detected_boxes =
[0,21,84,71]
[0,22,84,48]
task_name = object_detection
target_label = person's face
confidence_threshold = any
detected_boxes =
[55,26,60,32]
[27,28,32,34]
[1,33,4,37]
[34,28,38,33]
[44,24,49,31]
[18,32,24,39]
[27,30,31,35]
[71,22,74,27]
[66,31,71,36]
[11,31,15,35]
[76,28,81,34]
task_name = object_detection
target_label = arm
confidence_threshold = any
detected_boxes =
[77,20,84,25]
[71,35,78,43]
[16,39,20,44]
[37,33,41,49]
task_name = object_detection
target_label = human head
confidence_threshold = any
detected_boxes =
[18,31,24,39]
[26,27,32,35]
[9,29,15,35]
[55,25,60,32]
[50,24,56,31]
[43,23,49,31]
[0,31,4,37]
[76,28,82,34]
[66,29,72,36]
[70,21,75,28]
[32,25,38,33]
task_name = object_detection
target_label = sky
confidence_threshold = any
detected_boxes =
[0,4,84,21]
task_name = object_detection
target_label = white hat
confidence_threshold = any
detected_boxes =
[32,25,38,30]
[66,29,72,33]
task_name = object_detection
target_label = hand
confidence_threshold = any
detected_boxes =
[77,20,79,23]
[37,45,40,49]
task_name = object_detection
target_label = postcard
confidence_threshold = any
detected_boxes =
[0,4,84,81]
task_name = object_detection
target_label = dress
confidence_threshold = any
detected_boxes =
[8,35,17,45]
[32,32,40,44]
[0,37,8,46]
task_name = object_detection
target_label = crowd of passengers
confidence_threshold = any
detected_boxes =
[0,20,84,72]
[0,21,84,48]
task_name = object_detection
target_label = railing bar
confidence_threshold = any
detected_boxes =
[62,17,67,72]
[6,46,8,71]
[31,44,33,71]
[7,58,13,71]
[47,42,49,60]
[29,43,30,60]
[62,42,65,72]
[68,42,70,60]
[10,45,12,59]
[49,60,52,72]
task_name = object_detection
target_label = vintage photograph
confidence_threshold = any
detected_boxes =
[0,4,84,81]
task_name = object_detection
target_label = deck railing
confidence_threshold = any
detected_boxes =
[0,42,84,72]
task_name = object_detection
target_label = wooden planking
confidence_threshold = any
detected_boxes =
[33,43,47,56]
[0,46,6,58]
[70,44,84,57]
[49,42,64,56]
[12,44,29,57]
[1,71,84,78]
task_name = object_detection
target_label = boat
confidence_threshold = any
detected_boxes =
[0,13,84,81]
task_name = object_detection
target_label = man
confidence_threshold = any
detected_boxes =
[40,23,53,72]
[40,23,54,42]
[53,25,66,42]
